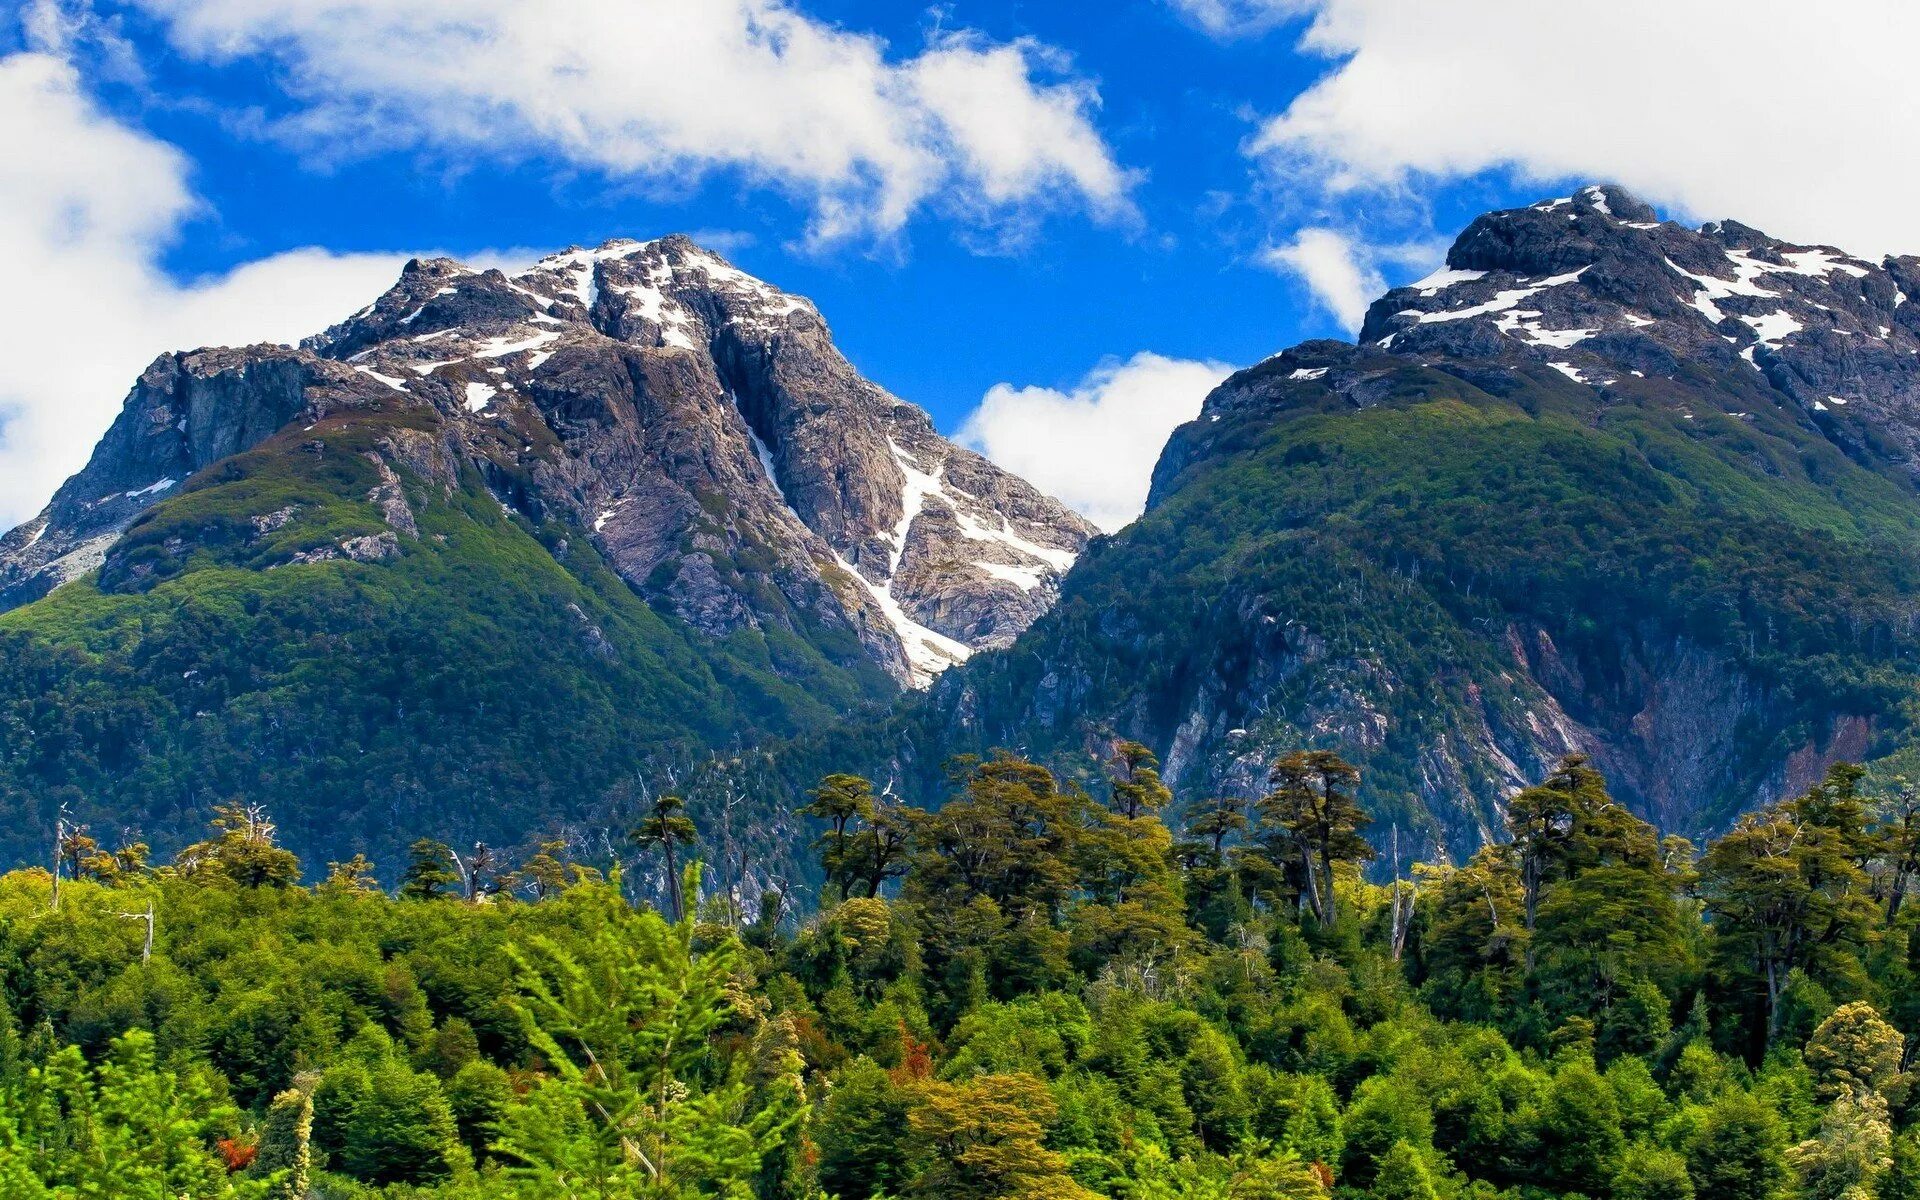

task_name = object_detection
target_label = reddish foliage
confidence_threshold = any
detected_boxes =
[217,1138,258,1173]
[889,1019,933,1084]
[1310,1161,1334,1189]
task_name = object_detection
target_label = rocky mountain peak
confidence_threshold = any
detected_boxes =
[1,236,1095,688]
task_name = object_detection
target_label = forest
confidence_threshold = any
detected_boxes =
[5,745,1920,1199]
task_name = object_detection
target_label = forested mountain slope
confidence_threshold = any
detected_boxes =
[900,186,1920,855]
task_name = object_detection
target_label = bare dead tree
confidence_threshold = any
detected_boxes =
[117,901,155,964]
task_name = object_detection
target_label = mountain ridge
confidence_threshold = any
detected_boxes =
[0,233,1093,870]
[885,184,1920,854]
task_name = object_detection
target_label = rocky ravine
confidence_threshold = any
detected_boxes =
[0,235,1094,688]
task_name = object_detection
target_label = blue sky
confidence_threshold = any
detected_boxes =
[5,0,1918,529]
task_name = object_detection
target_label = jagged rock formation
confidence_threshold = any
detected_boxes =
[904,186,1920,854]
[1,235,1093,687]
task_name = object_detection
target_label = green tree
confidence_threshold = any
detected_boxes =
[0,1030,268,1199]
[630,794,698,920]
[1701,769,1879,1042]
[398,838,462,901]
[1370,1140,1439,1200]
[1109,740,1173,822]
[802,773,877,899]
[1614,1143,1695,1200]
[492,880,801,1196]
[815,1057,909,1200]
[174,803,302,888]
[1687,1091,1787,1200]
[1257,750,1372,925]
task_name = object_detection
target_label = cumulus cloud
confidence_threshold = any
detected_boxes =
[959,352,1234,533]
[123,0,1136,243]
[0,51,411,526]
[1250,0,1920,257]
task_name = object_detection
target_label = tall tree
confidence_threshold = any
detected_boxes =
[801,773,876,899]
[1108,740,1172,822]
[1701,764,1879,1042]
[630,794,698,921]
[1258,750,1372,924]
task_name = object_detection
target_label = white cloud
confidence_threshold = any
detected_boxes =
[1251,0,1920,257]
[1262,228,1380,334]
[1167,0,1315,38]
[1260,228,1442,334]
[959,352,1234,533]
[0,51,409,527]
[124,0,1135,244]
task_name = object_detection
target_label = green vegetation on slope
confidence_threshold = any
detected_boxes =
[0,412,893,872]
[902,362,1920,847]
[9,743,1920,1199]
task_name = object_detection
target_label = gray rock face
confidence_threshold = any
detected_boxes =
[0,348,395,609]
[1,235,1095,688]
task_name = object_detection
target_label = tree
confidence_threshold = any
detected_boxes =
[903,1072,1099,1200]
[1183,795,1249,866]
[1615,1144,1695,1200]
[847,796,918,899]
[492,883,802,1196]
[1109,740,1172,822]
[1803,1001,1903,1102]
[522,838,597,901]
[0,1030,268,1199]
[802,773,876,898]
[1885,1127,1920,1200]
[1701,767,1879,1041]
[252,1075,314,1200]
[398,839,461,901]
[630,794,697,920]
[907,753,1086,920]
[320,854,381,896]
[174,803,301,888]
[1788,1091,1892,1200]
[1258,750,1372,925]
[816,1058,909,1200]
[1370,1140,1440,1200]
[1687,1091,1787,1200]
[1506,755,1660,958]
[1533,1058,1624,1196]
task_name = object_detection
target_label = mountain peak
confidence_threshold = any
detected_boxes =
[2,230,1094,689]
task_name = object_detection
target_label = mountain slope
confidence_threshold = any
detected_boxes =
[900,186,1920,854]
[0,236,1092,868]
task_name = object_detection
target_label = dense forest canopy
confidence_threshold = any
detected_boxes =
[8,745,1920,1198]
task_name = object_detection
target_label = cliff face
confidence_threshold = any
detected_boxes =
[900,187,1920,854]
[1,234,1094,687]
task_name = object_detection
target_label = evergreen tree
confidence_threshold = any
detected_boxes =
[801,773,877,898]
[630,793,698,920]
[398,839,461,901]
[1258,750,1372,925]
[1687,1091,1788,1200]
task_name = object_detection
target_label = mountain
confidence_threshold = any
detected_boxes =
[0,235,1091,868]
[901,185,1920,854]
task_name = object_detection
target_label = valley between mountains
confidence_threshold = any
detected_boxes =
[7,186,1920,880]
